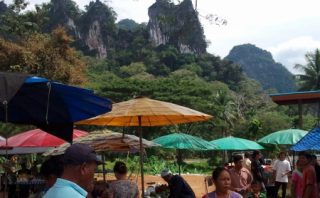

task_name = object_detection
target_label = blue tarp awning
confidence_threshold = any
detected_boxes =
[291,127,320,151]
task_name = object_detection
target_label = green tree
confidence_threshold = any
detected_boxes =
[119,62,147,77]
[0,0,48,38]
[0,27,87,84]
[209,89,239,136]
[295,49,320,90]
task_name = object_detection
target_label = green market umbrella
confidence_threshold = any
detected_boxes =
[153,133,217,150]
[210,136,264,150]
[258,129,307,145]
[153,133,217,174]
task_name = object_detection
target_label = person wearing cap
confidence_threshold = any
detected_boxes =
[160,169,195,198]
[44,143,103,198]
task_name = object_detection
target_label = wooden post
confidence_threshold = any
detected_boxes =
[298,101,303,129]
[138,116,144,198]
[102,153,106,182]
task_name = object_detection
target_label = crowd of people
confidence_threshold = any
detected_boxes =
[3,143,320,198]
[155,150,320,198]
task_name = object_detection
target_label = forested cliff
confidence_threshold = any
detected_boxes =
[0,0,311,141]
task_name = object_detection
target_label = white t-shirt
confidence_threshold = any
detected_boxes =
[273,159,291,183]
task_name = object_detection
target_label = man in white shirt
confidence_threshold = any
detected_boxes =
[273,151,291,198]
[243,152,251,171]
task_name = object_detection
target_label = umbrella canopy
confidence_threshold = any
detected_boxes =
[77,97,212,196]
[153,132,217,175]
[258,129,307,145]
[291,127,320,151]
[43,129,159,156]
[0,147,55,155]
[153,133,217,150]
[77,97,212,126]
[210,136,264,150]
[0,129,88,148]
[0,72,112,142]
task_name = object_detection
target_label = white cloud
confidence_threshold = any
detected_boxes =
[268,37,320,73]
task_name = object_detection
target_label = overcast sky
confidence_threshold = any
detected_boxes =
[4,0,320,73]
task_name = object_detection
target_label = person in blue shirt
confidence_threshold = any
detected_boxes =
[44,143,103,198]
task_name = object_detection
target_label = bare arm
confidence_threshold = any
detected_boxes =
[282,170,291,176]
[246,171,253,190]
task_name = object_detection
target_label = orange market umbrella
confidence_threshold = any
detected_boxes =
[77,97,213,196]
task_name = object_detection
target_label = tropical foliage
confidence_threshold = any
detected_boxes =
[295,49,320,90]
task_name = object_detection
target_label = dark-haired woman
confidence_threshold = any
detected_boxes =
[108,161,139,198]
[203,167,242,198]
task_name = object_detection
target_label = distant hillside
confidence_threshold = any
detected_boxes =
[226,44,296,92]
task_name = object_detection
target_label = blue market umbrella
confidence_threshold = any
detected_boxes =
[291,127,320,151]
[0,72,112,142]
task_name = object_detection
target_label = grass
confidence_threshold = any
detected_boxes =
[98,156,213,175]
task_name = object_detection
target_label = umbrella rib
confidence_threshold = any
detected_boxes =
[148,116,151,127]
[163,115,176,126]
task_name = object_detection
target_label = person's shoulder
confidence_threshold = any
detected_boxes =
[205,191,215,198]
[231,191,243,198]
[44,186,85,198]
[306,164,315,170]
[173,174,184,180]
[111,179,138,188]
[46,180,87,198]
[283,159,290,164]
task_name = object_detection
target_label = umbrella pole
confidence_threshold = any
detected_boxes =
[102,153,106,182]
[177,149,182,175]
[298,101,303,128]
[138,116,145,198]
[4,138,8,198]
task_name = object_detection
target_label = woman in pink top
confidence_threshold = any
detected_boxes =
[291,160,303,198]
[298,151,319,198]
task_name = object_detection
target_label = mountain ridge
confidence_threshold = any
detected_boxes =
[225,43,296,92]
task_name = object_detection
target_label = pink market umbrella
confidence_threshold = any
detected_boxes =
[0,128,88,148]
[0,128,87,198]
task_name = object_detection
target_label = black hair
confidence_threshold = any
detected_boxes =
[278,151,286,158]
[251,180,262,185]
[252,150,260,158]
[40,156,64,178]
[298,151,312,160]
[244,152,250,158]
[233,155,243,163]
[312,154,317,160]
[113,161,128,175]
[212,167,229,181]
